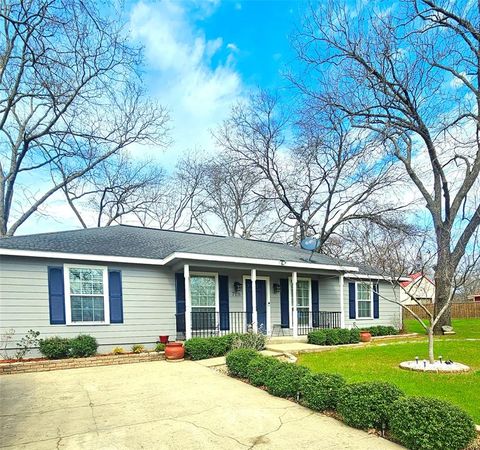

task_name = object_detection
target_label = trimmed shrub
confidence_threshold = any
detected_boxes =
[337,382,404,430]
[112,346,125,355]
[209,335,234,357]
[247,356,282,387]
[300,372,346,411]
[131,344,145,353]
[308,329,359,346]
[184,333,264,360]
[184,338,213,360]
[388,397,476,450]
[364,326,398,337]
[226,348,258,377]
[155,343,165,352]
[39,337,71,359]
[69,335,98,358]
[265,362,310,398]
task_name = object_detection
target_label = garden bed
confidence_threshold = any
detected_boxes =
[0,351,165,375]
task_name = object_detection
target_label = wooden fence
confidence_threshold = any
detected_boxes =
[402,302,480,320]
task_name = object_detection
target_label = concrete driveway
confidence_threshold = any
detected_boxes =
[0,361,402,449]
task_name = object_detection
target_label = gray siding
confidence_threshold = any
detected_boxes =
[343,278,402,329]
[0,256,402,358]
[0,256,176,355]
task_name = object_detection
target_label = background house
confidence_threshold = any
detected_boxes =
[400,272,435,305]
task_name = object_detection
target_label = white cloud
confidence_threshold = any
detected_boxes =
[227,43,239,52]
[130,1,244,164]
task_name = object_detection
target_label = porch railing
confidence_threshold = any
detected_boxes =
[175,310,342,339]
[297,311,342,336]
[176,311,248,339]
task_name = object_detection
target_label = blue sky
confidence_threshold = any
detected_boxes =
[20,0,311,234]
[127,0,308,166]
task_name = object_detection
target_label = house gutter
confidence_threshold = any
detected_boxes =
[0,248,360,273]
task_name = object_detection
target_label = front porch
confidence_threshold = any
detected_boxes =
[175,310,342,340]
[174,264,346,341]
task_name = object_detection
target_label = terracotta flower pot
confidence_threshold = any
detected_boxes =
[165,342,184,360]
[360,331,372,342]
[159,335,169,344]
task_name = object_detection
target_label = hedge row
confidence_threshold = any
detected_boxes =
[225,350,476,450]
[363,326,399,336]
[184,332,266,360]
[308,328,360,345]
[39,335,98,359]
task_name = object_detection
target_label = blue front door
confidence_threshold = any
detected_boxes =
[246,279,267,333]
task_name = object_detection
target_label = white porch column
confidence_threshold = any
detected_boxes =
[339,273,345,328]
[292,271,298,338]
[184,264,192,340]
[251,268,258,333]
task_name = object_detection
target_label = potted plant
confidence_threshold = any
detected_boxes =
[360,330,372,342]
[165,342,184,361]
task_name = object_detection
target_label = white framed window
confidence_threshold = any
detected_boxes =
[289,278,312,327]
[64,264,110,325]
[190,273,218,330]
[356,282,373,319]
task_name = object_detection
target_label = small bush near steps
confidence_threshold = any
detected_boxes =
[388,397,476,450]
[264,361,310,398]
[300,372,346,411]
[247,356,281,387]
[337,381,404,431]
[225,348,258,377]
[184,332,265,360]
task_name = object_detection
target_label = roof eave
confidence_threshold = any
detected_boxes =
[0,248,360,272]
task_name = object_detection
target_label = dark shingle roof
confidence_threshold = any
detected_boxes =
[0,225,377,273]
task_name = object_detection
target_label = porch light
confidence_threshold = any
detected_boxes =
[233,281,242,295]
[273,283,281,294]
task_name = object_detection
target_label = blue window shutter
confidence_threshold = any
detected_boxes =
[311,279,319,327]
[348,282,356,319]
[48,266,65,325]
[175,273,186,333]
[219,275,229,330]
[109,270,123,323]
[373,283,380,319]
[280,278,289,328]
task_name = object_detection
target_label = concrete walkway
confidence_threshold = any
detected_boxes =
[0,361,402,449]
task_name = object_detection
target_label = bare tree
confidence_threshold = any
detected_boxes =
[0,0,169,236]
[214,91,406,247]
[295,0,480,332]
[62,153,165,228]
[191,152,282,239]
[332,217,430,276]
[136,155,208,232]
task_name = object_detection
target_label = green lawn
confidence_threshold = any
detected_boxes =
[403,317,480,339]
[298,319,480,423]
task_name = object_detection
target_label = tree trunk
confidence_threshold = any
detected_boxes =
[433,261,453,334]
[432,234,453,334]
[428,326,435,364]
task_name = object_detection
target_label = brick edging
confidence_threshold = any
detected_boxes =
[0,352,165,375]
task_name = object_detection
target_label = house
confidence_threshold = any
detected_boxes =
[399,272,435,305]
[0,225,402,354]
[467,293,480,302]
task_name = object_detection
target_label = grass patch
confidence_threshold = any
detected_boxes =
[403,318,480,339]
[298,320,480,423]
